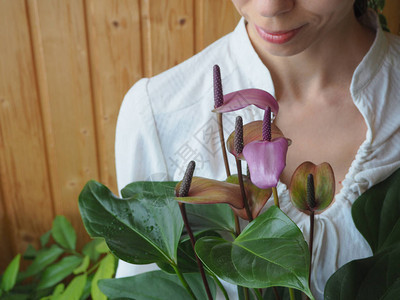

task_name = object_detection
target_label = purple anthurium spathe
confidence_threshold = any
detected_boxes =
[175,176,272,220]
[243,108,289,189]
[212,89,279,115]
[289,161,335,214]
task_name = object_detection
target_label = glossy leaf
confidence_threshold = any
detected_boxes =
[1,254,20,292]
[196,206,313,299]
[91,254,115,300]
[289,162,335,214]
[352,167,400,254]
[79,180,183,265]
[227,121,287,159]
[37,255,83,290]
[18,245,64,280]
[243,138,289,189]
[213,89,279,115]
[98,271,216,300]
[324,243,400,300]
[52,215,77,250]
[59,273,87,300]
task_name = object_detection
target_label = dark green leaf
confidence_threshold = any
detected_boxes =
[352,168,400,254]
[185,203,236,233]
[324,243,400,300]
[1,254,20,292]
[91,254,115,300]
[98,270,216,300]
[52,215,77,250]
[80,274,93,300]
[196,206,313,298]
[40,230,52,247]
[18,245,64,281]
[37,256,82,290]
[79,180,183,265]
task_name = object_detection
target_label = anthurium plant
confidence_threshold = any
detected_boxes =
[78,64,399,300]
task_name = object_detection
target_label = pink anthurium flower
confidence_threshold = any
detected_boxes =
[175,176,272,221]
[227,120,288,160]
[212,88,279,116]
[289,161,335,214]
[243,108,289,189]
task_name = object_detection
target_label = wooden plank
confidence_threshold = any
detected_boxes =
[27,0,99,246]
[141,0,195,76]
[383,0,400,35]
[0,0,54,266]
[85,0,143,195]
[194,0,240,52]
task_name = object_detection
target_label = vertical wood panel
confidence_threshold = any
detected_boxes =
[0,0,54,267]
[85,0,143,195]
[194,0,240,52]
[384,0,400,35]
[141,0,195,76]
[27,0,98,246]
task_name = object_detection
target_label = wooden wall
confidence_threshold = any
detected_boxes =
[0,0,399,270]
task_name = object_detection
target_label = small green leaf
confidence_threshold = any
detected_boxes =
[23,244,37,260]
[1,254,21,292]
[19,245,64,280]
[73,256,90,275]
[196,206,313,299]
[52,216,77,250]
[94,240,109,254]
[82,239,103,262]
[352,167,400,254]
[91,253,115,300]
[80,274,93,300]
[40,231,52,247]
[98,271,216,300]
[37,256,82,290]
[325,243,400,299]
[59,274,87,300]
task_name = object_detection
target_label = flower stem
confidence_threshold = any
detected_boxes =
[172,264,197,300]
[236,158,253,221]
[272,187,280,208]
[212,275,230,300]
[179,203,213,300]
[308,211,315,294]
[217,113,231,177]
[289,288,295,300]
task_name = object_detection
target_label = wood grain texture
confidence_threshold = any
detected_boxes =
[27,0,98,246]
[194,0,240,52]
[141,0,195,76]
[384,0,400,35]
[0,0,54,268]
[85,0,143,195]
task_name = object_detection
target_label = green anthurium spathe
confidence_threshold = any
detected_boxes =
[175,176,272,220]
[289,162,335,214]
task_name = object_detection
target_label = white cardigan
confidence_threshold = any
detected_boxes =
[115,12,400,300]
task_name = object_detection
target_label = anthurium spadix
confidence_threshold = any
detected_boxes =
[175,176,271,220]
[212,88,279,115]
[289,161,335,214]
[243,107,289,189]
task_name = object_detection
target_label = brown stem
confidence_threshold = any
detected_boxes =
[308,211,315,300]
[217,113,231,177]
[179,203,213,300]
[236,158,253,222]
[273,287,281,300]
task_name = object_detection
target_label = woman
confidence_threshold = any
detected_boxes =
[115,0,400,298]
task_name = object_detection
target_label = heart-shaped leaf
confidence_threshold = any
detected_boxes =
[324,243,400,300]
[195,206,313,299]
[79,180,183,265]
[98,271,216,300]
[352,167,400,254]
[289,162,335,214]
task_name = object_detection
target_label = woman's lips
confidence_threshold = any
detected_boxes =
[255,25,303,44]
